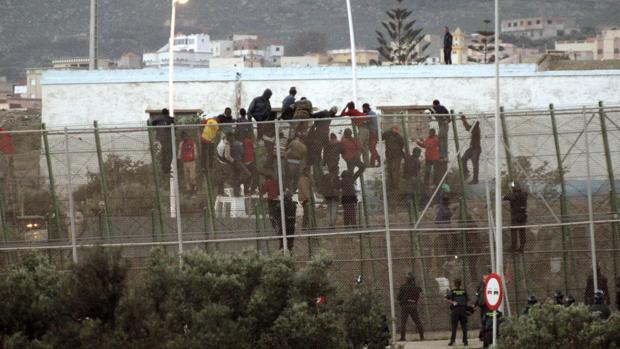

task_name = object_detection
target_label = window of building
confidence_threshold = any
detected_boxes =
[514,22,518,27]
[615,48,620,54]
[527,21,532,25]
[507,23,511,27]
[276,47,280,51]
[536,20,541,24]
[598,49,603,54]
[548,20,553,24]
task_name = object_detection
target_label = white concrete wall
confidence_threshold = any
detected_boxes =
[41,65,620,128]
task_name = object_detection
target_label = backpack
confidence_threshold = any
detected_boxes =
[201,118,219,143]
[293,99,313,120]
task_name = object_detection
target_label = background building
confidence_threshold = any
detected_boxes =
[555,28,620,60]
[143,33,213,68]
[326,49,380,66]
[501,16,577,39]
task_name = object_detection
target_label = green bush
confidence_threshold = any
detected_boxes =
[499,302,620,349]
[0,249,390,349]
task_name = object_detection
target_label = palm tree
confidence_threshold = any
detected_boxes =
[376,0,429,65]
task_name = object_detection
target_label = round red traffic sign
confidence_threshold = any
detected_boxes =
[484,273,504,311]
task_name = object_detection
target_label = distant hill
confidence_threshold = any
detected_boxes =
[1,0,619,79]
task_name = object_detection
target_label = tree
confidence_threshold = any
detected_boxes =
[376,0,429,65]
[287,31,327,56]
[468,20,509,64]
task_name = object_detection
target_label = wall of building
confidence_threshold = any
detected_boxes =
[40,65,620,128]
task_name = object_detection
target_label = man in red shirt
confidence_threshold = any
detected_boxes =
[340,128,365,172]
[242,130,258,195]
[417,128,440,186]
[341,102,370,166]
[178,131,198,193]
[260,173,281,234]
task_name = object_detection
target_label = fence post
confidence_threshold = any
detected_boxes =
[378,109,398,346]
[42,124,63,240]
[451,111,471,287]
[274,120,288,251]
[151,209,157,242]
[550,104,576,295]
[64,128,78,263]
[583,108,599,292]
[0,180,7,241]
[499,108,522,314]
[147,121,165,239]
[597,101,619,283]
[93,121,112,239]
[399,115,419,274]
[170,124,184,262]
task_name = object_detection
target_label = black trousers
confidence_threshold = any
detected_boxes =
[450,307,468,344]
[444,48,452,64]
[510,226,527,252]
[400,304,424,340]
[462,147,481,181]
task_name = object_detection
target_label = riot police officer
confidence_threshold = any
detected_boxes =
[397,274,424,341]
[554,290,564,306]
[475,271,490,340]
[445,279,469,346]
[522,295,538,315]
[590,290,611,320]
[564,295,576,307]
[481,310,503,348]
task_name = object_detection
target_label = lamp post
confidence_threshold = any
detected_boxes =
[168,0,189,264]
[89,0,98,70]
[345,0,357,104]
[169,0,189,118]
[493,0,502,346]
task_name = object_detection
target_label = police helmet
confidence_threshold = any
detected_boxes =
[594,290,605,303]
[527,295,538,305]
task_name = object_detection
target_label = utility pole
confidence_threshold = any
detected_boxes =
[89,0,99,70]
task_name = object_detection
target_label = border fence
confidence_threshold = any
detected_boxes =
[1,102,619,338]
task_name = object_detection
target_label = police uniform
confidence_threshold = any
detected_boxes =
[397,279,424,341]
[475,281,488,340]
[482,310,502,348]
[446,286,469,345]
[590,303,611,320]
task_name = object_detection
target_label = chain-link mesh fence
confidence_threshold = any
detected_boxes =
[1,104,619,338]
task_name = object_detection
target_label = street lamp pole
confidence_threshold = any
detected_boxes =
[493,0,502,346]
[89,0,98,70]
[345,0,358,105]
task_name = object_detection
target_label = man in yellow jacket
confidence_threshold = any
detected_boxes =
[200,115,220,173]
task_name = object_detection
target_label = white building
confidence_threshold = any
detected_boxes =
[143,33,213,67]
[212,40,234,58]
[555,28,620,61]
[501,17,576,40]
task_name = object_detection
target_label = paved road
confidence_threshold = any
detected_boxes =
[395,330,483,349]
[398,338,483,349]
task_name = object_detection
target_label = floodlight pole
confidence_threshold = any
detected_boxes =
[169,0,178,118]
[345,0,358,104]
[583,108,598,292]
[493,0,502,346]
[89,0,98,70]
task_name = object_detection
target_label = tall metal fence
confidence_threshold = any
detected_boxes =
[1,103,619,337]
